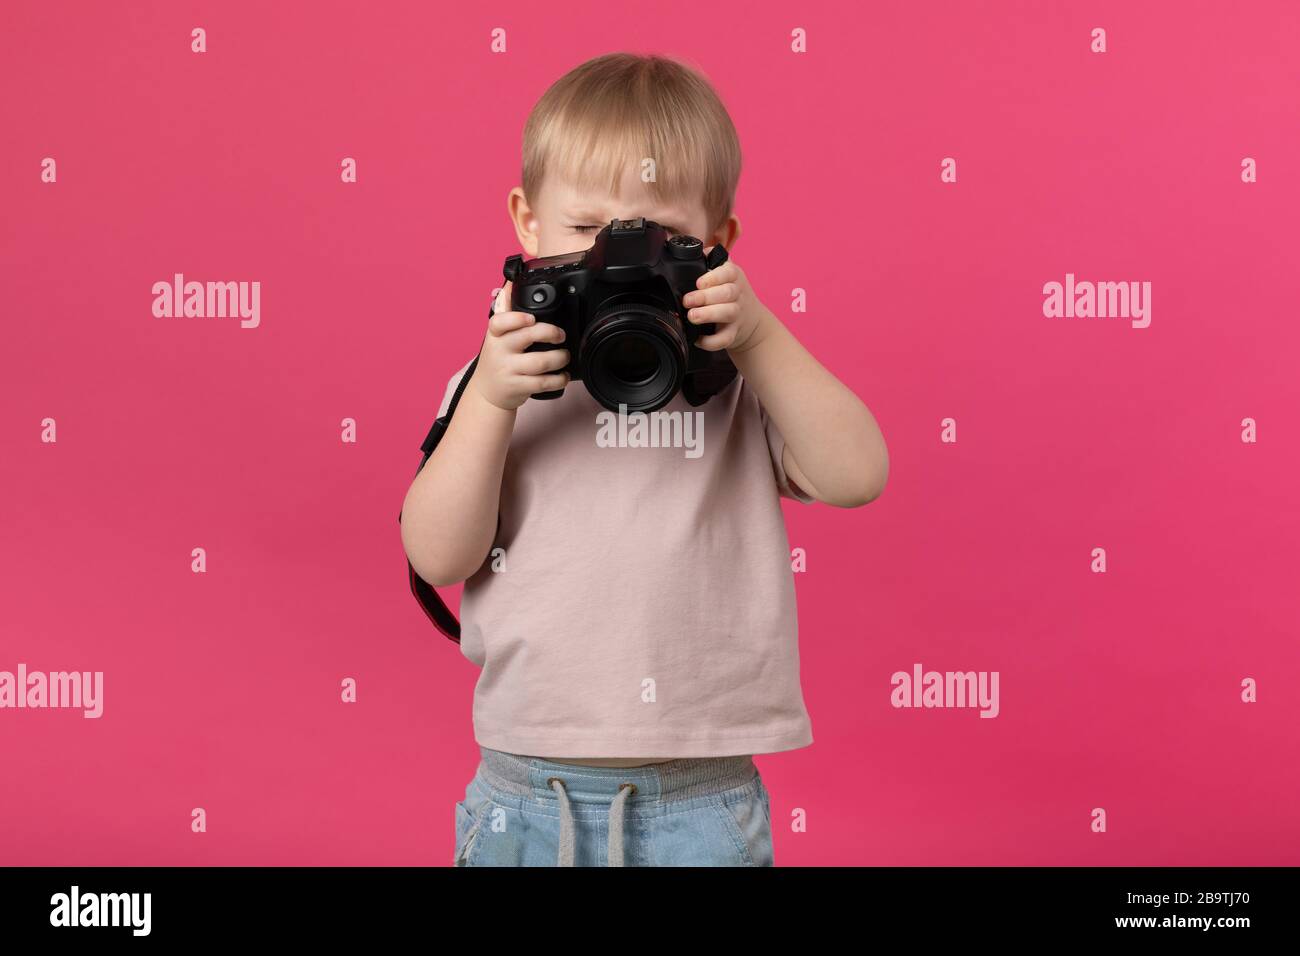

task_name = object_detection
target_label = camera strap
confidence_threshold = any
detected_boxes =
[398,307,492,644]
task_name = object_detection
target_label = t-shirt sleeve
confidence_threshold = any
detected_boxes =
[758,398,816,504]
[436,355,477,418]
[433,289,505,417]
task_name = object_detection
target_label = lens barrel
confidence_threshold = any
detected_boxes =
[580,301,687,413]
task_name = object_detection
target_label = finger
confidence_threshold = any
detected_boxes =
[687,302,741,325]
[683,283,738,308]
[500,319,567,350]
[510,348,571,375]
[528,371,570,394]
[488,309,536,336]
[493,281,513,314]
[695,327,737,351]
[696,261,737,289]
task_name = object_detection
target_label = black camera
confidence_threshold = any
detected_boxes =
[502,217,738,413]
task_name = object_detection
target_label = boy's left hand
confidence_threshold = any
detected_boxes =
[681,259,775,355]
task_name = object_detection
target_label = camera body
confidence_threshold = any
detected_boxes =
[502,217,738,413]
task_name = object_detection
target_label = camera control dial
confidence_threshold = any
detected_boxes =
[667,235,703,260]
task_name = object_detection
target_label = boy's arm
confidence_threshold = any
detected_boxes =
[400,361,516,587]
[402,283,570,586]
[685,263,888,508]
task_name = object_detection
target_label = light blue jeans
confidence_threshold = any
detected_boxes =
[453,746,774,866]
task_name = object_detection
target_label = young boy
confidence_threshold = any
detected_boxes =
[400,52,888,866]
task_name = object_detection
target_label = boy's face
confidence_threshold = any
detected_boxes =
[508,166,739,260]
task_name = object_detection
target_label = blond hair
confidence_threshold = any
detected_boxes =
[521,52,742,235]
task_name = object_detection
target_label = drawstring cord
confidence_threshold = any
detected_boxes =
[548,777,638,867]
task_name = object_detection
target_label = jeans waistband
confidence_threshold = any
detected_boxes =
[477,746,758,804]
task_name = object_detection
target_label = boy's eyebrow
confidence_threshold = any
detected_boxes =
[566,209,613,224]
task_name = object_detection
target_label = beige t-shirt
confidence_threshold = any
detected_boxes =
[431,337,815,760]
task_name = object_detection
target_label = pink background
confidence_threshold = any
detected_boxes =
[2,0,1298,866]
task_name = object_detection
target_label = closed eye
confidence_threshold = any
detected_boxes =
[570,224,681,235]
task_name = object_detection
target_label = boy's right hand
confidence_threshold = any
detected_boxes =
[468,280,571,411]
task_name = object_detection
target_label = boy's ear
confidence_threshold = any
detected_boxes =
[507,186,541,257]
[711,214,741,252]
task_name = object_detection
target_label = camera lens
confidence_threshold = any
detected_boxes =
[581,301,687,413]
[604,335,660,387]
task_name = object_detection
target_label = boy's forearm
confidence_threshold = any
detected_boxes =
[729,313,888,507]
[400,385,516,586]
